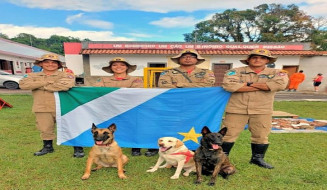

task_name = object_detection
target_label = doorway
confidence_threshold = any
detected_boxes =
[213,64,231,86]
[282,66,298,77]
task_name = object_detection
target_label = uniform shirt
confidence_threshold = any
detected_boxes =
[19,71,75,112]
[222,66,289,114]
[94,75,143,88]
[158,66,215,88]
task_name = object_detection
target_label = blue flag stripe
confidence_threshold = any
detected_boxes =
[57,87,231,150]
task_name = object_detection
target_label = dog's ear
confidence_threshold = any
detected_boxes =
[218,127,228,136]
[108,123,117,132]
[201,126,211,136]
[92,123,97,131]
[175,139,184,148]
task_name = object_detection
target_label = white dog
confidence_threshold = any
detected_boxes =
[146,137,196,179]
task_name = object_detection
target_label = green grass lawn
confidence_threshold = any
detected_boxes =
[0,95,326,190]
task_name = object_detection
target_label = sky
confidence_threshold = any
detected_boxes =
[0,0,326,42]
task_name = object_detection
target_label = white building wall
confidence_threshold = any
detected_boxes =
[298,56,327,92]
[209,55,300,69]
[90,54,173,76]
[64,54,84,76]
[87,54,302,76]
[0,53,34,75]
[70,52,327,92]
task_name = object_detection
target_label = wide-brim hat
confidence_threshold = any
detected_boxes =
[102,57,137,73]
[240,49,277,65]
[171,49,205,65]
[34,53,63,69]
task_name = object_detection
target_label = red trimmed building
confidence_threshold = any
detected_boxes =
[0,37,64,75]
[64,41,327,91]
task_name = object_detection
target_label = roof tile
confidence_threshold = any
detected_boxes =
[81,49,326,56]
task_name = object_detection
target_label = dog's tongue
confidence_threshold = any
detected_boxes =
[96,141,103,145]
[212,144,219,150]
[160,147,168,152]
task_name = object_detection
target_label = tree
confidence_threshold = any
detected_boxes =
[255,4,313,42]
[9,34,87,55]
[185,9,258,42]
[184,3,318,44]
[0,33,9,39]
[311,30,327,50]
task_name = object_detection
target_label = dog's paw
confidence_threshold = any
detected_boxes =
[81,174,90,180]
[208,182,215,186]
[146,168,157,173]
[118,174,127,179]
[183,172,190,177]
[194,180,201,185]
[170,175,179,179]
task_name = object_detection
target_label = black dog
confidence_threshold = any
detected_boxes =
[194,126,236,186]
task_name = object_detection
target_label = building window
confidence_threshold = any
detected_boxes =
[148,63,166,68]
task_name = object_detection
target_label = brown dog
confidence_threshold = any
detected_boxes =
[194,127,236,186]
[81,123,128,180]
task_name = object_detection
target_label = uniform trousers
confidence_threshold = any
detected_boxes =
[223,113,272,144]
[35,112,56,140]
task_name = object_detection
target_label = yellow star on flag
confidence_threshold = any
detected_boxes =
[178,127,202,143]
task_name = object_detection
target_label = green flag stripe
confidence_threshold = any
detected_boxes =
[59,87,119,115]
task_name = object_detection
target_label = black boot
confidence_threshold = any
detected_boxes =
[144,149,158,157]
[131,148,141,156]
[73,146,85,158]
[249,144,274,169]
[34,140,54,156]
[221,142,234,156]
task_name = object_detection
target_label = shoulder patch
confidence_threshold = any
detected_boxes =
[67,74,74,79]
[277,72,287,77]
[227,70,236,76]
[160,71,168,75]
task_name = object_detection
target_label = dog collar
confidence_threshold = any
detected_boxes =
[170,150,193,163]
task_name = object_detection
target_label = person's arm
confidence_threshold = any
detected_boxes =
[19,74,48,90]
[131,77,144,88]
[44,73,75,92]
[265,70,289,92]
[94,78,105,87]
[231,81,269,92]
[222,69,245,92]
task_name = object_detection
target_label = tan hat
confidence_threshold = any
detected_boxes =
[240,49,277,65]
[34,53,63,69]
[171,49,205,65]
[102,57,137,73]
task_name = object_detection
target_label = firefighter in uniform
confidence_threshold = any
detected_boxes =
[221,49,289,169]
[94,57,157,157]
[158,49,215,88]
[19,54,85,157]
[94,57,143,88]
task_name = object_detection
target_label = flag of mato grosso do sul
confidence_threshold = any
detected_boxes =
[55,87,231,150]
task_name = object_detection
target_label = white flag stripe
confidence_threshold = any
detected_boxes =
[56,88,168,145]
